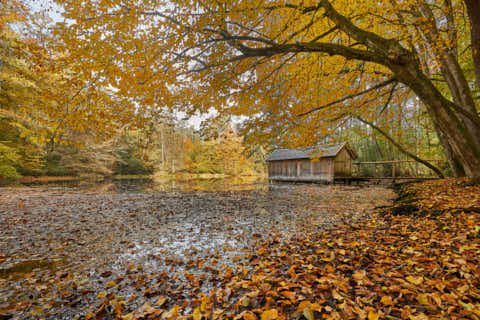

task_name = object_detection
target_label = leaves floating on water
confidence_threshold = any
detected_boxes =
[1,182,479,319]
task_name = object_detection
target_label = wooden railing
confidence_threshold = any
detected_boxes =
[352,159,445,181]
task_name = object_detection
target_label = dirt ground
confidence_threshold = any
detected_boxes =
[0,183,395,319]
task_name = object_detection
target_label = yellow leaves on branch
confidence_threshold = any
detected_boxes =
[1,0,143,145]
[50,0,439,146]
[49,0,475,152]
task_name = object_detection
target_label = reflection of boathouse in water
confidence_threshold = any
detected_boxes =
[266,143,358,183]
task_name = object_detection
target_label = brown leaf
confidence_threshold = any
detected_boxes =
[242,311,256,320]
[85,313,95,320]
[368,310,379,320]
[287,266,296,279]
[303,306,314,320]
[297,301,311,313]
[406,276,423,285]
[353,270,366,281]
[261,309,278,320]
[380,295,393,305]
[100,271,112,278]
[156,296,167,307]
[280,291,296,301]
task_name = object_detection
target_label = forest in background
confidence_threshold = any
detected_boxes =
[45,0,479,180]
[0,112,267,184]
[1,0,475,185]
[0,2,266,185]
[1,87,446,185]
[321,100,449,178]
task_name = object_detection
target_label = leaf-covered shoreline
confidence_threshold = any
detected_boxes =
[1,181,478,319]
[0,184,392,319]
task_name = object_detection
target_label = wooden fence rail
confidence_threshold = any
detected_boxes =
[352,159,445,182]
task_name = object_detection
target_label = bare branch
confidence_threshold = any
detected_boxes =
[377,82,399,116]
[296,78,397,117]
[356,116,444,178]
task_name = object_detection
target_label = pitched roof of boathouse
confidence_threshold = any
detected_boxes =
[266,143,357,162]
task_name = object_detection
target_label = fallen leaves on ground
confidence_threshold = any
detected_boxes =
[84,208,478,319]
[0,184,393,318]
[76,181,478,319]
[1,181,479,319]
[409,178,480,213]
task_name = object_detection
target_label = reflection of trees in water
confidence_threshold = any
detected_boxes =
[149,176,268,192]
[20,176,269,193]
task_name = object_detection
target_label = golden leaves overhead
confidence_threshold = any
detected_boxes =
[51,0,475,149]
[1,0,143,145]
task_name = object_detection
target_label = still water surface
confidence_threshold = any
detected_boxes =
[21,176,269,193]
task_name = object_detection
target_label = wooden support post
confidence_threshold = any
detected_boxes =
[392,162,396,183]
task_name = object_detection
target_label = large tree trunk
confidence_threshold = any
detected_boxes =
[440,55,480,151]
[464,0,480,89]
[393,64,480,180]
[416,1,480,154]
[431,118,466,176]
[426,104,480,180]
[422,104,467,176]
[317,0,480,180]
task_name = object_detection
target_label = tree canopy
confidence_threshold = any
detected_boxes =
[39,0,480,180]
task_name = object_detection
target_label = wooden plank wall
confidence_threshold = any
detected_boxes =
[312,159,332,178]
[268,160,297,177]
[299,159,311,176]
[333,148,352,176]
[268,159,334,182]
[268,146,355,181]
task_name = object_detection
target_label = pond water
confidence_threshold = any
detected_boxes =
[20,175,268,193]
[0,178,395,319]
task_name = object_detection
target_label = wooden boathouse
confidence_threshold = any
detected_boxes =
[266,143,358,183]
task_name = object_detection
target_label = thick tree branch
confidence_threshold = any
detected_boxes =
[443,0,458,57]
[234,41,388,65]
[317,0,413,63]
[296,78,397,117]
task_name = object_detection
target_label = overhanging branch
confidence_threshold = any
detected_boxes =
[356,116,444,178]
[377,82,399,116]
[296,78,397,117]
[234,41,388,65]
